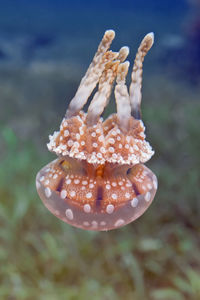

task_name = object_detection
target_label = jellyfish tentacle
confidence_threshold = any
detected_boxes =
[115,61,131,132]
[117,46,129,62]
[86,45,129,127]
[129,32,154,119]
[66,30,116,118]
[86,60,120,126]
[103,46,130,109]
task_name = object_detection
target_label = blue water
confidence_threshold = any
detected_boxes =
[0,0,191,69]
[0,0,188,36]
[0,0,199,104]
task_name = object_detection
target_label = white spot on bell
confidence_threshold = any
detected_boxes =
[36,181,41,189]
[40,176,45,182]
[153,179,158,189]
[109,147,114,153]
[106,204,114,214]
[100,147,106,155]
[109,138,115,144]
[84,204,91,213]
[131,198,138,207]
[86,192,92,199]
[114,219,125,227]
[145,192,151,202]
[100,221,106,226]
[97,153,102,158]
[112,131,117,136]
[96,128,101,134]
[106,184,111,190]
[91,221,98,228]
[65,209,73,220]
[83,221,90,226]
[126,136,131,143]
[61,144,67,150]
[98,135,104,142]
[70,191,76,197]
[64,130,69,137]
[67,140,73,147]
[125,192,130,199]
[45,187,52,198]
[125,144,129,149]
[61,189,67,199]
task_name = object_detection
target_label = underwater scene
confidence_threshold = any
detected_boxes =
[0,0,200,299]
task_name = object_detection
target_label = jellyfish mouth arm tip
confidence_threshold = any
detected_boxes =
[66,30,116,118]
[86,59,120,126]
[115,61,131,131]
[117,46,130,62]
[129,32,154,119]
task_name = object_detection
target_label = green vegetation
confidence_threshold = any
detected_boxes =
[0,73,200,300]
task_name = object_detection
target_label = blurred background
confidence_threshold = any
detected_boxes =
[0,0,200,299]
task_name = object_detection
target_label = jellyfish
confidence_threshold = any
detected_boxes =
[36,30,158,231]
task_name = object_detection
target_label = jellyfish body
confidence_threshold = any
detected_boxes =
[36,30,158,231]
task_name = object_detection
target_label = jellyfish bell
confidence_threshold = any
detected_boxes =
[36,159,157,231]
[36,30,158,231]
